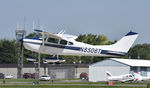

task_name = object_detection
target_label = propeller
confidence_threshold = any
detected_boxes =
[18,30,26,51]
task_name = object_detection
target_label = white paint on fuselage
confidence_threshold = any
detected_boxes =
[23,39,42,52]
[23,39,115,57]
[108,74,134,82]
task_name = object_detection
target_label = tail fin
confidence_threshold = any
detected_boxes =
[97,31,138,55]
[133,71,142,78]
[106,71,112,77]
[111,31,138,52]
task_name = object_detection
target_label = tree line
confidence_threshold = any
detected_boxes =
[0,33,149,64]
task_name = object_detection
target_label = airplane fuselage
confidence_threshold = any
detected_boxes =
[23,38,125,57]
[107,74,134,82]
[22,31,138,57]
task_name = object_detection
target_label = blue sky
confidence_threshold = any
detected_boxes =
[0,0,150,44]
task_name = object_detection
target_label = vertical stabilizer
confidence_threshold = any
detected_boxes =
[111,31,139,52]
[133,71,142,78]
[97,31,138,54]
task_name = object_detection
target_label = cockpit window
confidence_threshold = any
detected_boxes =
[60,40,67,45]
[68,41,73,45]
[48,37,59,44]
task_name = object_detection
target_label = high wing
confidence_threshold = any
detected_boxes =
[34,29,78,41]
[34,29,62,39]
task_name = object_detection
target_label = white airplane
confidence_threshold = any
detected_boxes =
[21,30,138,57]
[133,71,150,81]
[106,71,134,82]
[26,58,36,62]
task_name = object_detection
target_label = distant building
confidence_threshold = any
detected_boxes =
[0,64,46,78]
[0,64,89,79]
[89,58,150,82]
[48,64,89,79]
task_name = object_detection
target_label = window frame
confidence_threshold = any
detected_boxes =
[47,37,59,44]
[68,41,74,45]
[60,39,68,45]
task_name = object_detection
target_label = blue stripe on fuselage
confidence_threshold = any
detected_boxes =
[24,41,80,51]
[101,50,126,56]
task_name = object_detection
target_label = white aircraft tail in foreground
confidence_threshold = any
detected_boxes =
[22,30,138,57]
[43,58,66,63]
[106,71,134,82]
[133,71,150,81]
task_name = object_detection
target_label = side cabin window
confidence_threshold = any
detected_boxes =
[48,37,59,44]
[60,40,67,45]
[68,41,73,45]
[129,75,132,77]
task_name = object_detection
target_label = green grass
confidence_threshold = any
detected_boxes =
[0,79,148,88]
[0,85,146,88]
[0,79,39,82]
[0,78,80,82]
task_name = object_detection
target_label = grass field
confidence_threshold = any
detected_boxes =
[0,79,148,88]
[0,85,146,88]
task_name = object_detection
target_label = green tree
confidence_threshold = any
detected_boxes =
[127,43,150,59]
[0,39,17,63]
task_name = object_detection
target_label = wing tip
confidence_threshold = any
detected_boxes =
[34,29,43,32]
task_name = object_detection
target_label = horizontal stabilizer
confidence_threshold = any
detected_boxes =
[26,58,36,62]
[44,58,66,63]
[106,71,112,76]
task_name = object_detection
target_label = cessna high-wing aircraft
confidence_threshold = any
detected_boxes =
[21,30,138,57]
[133,71,150,82]
[106,71,134,82]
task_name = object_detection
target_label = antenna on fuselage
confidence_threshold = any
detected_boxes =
[57,30,65,36]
